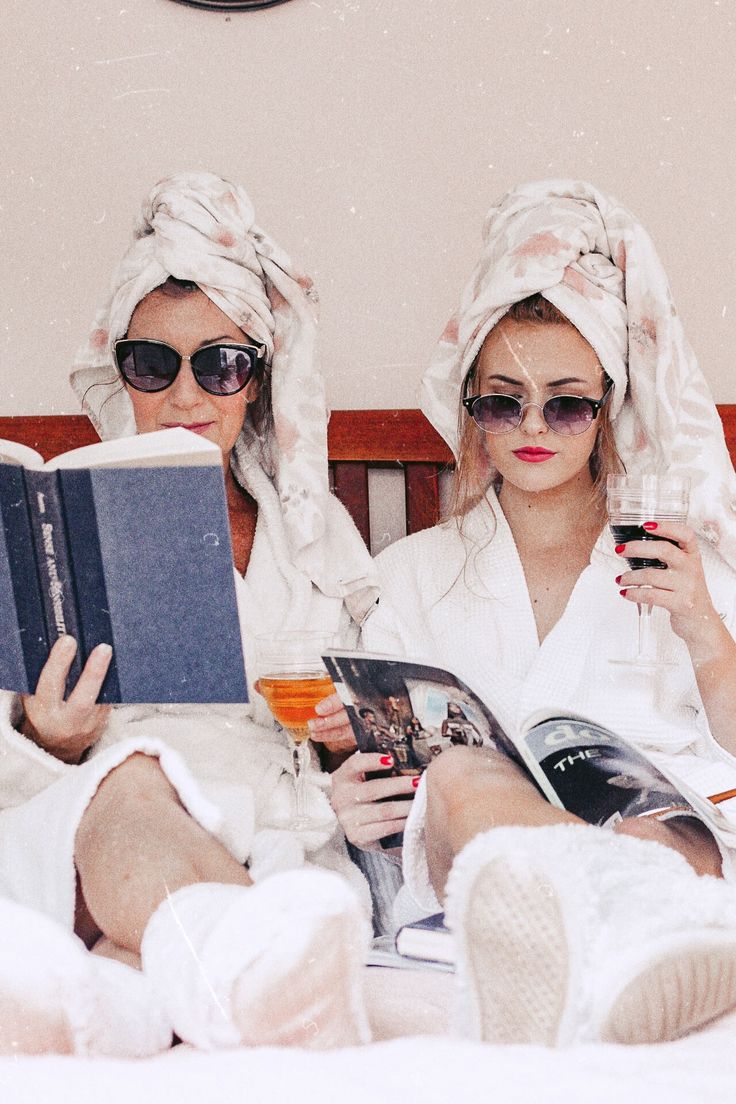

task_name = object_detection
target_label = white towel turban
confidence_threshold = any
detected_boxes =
[422,179,736,568]
[70,171,377,618]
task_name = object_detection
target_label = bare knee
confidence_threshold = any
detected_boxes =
[76,753,180,862]
[426,745,528,818]
[94,752,177,803]
[84,753,178,819]
[614,815,723,878]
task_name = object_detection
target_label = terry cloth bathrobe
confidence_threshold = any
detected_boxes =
[361,179,736,914]
[0,171,378,930]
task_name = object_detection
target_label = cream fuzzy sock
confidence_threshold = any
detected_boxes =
[0,899,172,1056]
[140,869,371,1051]
[445,824,736,1047]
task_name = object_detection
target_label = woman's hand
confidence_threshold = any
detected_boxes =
[330,750,418,850]
[307,693,358,758]
[616,521,730,662]
[617,522,736,758]
[20,635,113,764]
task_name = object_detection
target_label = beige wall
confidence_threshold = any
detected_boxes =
[3,0,736,415]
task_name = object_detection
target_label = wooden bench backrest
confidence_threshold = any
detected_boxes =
[2,409,736,547]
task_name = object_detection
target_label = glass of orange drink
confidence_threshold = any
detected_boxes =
[256,631,337,826]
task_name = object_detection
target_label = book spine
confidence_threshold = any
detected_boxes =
[0,464,49,691]
[58,469,120,703]
[23,469,83,693]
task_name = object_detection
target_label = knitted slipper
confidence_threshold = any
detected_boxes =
[141,869,371,1050]
[0,899,172,1056]
[444,823,736,1046]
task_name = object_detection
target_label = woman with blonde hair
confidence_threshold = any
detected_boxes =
[325,180,736,1046]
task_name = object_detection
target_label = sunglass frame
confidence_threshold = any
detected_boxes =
[114,338,267,397]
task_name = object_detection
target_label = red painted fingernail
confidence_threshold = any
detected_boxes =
[643,521,658,531]
[615,574,622,585]
[412,777,421,788]
[615,544,626,554]
[379,755,393,766]
[619,588,628,597]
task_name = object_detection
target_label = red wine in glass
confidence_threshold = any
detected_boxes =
[606,475,690,667]
[608,524,678,570]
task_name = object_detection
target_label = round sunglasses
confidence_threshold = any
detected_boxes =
[114,339,266,398]
[462,379,613,436]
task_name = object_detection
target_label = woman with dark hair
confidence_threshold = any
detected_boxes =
[0,172,377,1055]
[324,180,736,1046]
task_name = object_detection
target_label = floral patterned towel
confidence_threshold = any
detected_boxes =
[70,171,376,616]
[422,179,736,566]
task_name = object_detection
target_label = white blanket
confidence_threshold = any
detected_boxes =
[2,1012,735,1104]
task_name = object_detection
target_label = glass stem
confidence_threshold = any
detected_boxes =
[636,602,655,662]
[291,738,311,821]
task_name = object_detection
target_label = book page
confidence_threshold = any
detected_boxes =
[0,438,44,469]
[45,427,221,471]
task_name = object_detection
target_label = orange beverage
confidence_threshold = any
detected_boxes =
[259,672,335,741]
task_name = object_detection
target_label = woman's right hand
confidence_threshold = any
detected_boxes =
[20,635,113,764]
[330,750,418,850]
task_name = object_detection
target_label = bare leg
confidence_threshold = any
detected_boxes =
[75,753,251,953]
[425,746,723,901]
[91,938,142,969]
[425,747,583,901]
[614,815,723,878]
[76,754,369,1051]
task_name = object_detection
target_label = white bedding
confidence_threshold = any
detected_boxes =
[3,1010,734,1104]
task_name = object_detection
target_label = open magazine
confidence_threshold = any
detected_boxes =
[322,650,734,848]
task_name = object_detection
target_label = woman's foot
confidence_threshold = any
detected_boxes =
[141,869,371,1050]
[0,899,172,1056]
[444,823,736,1046]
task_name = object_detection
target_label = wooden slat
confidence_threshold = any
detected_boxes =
[0,414,99,461]
[7,407,736,468]
[328,409,452,463]
[4,409,736,543]
[330,461,370,547]
[720,405,736,465]
[405,462,442,535]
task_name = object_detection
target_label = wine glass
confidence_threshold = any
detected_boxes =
[255,631,337,828]
[607,474,690,667]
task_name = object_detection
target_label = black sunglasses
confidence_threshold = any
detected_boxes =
[462,374,613,437]
[114,339,266,398]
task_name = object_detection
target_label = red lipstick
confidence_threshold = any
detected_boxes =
[163,422,214,434]
[512,447,556,463]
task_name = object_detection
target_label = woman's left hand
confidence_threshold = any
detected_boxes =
[307,694,358,757]
[616,520,728,660]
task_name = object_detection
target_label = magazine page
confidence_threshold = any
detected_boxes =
[519,715,724,830]
[322,651,528,774]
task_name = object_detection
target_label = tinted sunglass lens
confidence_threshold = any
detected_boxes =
[472,394,522,433]
[544,396,594,435]
[117,342,178,392]
[193,346,254,396]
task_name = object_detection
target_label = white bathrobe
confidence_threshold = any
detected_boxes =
[0,458,370,929]
[362,491,736,911]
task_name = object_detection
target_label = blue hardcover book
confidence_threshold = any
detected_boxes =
[0,429,248,704]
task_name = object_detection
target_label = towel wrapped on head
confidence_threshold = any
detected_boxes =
[422,179,736,568]
[71,171,376,619]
